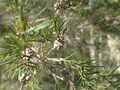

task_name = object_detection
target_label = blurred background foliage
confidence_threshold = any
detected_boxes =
[0,0,120,90]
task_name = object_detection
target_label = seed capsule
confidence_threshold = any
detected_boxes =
[18,73,26,82]
[25,75,30,81]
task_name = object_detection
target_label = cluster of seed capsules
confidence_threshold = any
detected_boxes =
[22,47,40,63]
[53,27,67,50]
[22,48,34,61]
[54,0,73,14]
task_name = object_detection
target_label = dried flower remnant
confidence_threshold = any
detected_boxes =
[54,2,61,14]
[54,0,73,14]
[25,75,30,81]
[18,73,26,83]
[22,47,40,62]
[18,73,30,83]
[53,27,67,49]
[54,38,64,49]
[22,48,34,61]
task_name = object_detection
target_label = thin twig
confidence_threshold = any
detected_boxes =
[44,47,55,59]
[20,82,24,90]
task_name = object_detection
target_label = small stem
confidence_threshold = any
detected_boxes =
[44,47,55,59]
[20,82,24,90]
[69,80,76,90]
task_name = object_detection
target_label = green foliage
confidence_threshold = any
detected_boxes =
[0,0,120,90]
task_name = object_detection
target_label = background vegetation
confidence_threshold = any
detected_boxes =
[0,0,120,90]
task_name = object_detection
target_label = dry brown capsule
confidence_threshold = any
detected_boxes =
[25,75,30,81]
[53,27,67,50]
[54,38,64,49]
[18,73,31,83]
[18,73,26,83]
